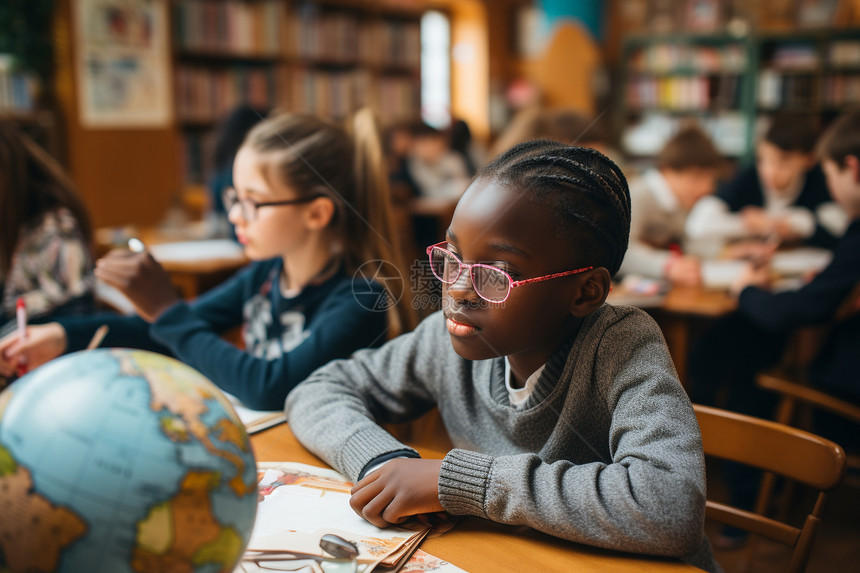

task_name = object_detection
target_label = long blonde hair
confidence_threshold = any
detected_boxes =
[243,108,416,336]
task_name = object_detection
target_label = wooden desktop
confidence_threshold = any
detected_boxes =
[250,423,701,573]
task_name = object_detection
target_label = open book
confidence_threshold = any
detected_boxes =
[223,392,286,434]
[236,462,449,573]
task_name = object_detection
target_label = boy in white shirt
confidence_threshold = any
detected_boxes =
[686,115,846,252]
[620,126,723,286]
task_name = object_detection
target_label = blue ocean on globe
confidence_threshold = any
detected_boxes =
[0,348,258,573]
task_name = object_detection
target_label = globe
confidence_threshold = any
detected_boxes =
[0,349,258,573]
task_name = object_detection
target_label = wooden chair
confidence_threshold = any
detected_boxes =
[756,373,860,509]
[751,281,860,517]
[694,404,846,573]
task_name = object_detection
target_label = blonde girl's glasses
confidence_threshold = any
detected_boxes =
[426,241,593,304]
[222,187,320,222]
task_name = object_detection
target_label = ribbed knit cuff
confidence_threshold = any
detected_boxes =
[336,426,419,481]
[438,449,493,517]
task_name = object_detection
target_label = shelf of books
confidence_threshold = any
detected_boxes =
[173,0,424,185]
[620,34,755,161]
[618,28,860,165]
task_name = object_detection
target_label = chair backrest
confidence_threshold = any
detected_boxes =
[694,404,846,573]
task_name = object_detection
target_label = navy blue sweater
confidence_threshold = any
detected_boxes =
[717,164,837,249]
[59,259,389,410]
[738,219,860,401]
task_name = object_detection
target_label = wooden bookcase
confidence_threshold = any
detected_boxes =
[172,0,423,185]
[616,28,860,166]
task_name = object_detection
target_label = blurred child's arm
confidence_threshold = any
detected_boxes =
[95,250,180,322]
[736,232,860,331]
[685,195,747,241]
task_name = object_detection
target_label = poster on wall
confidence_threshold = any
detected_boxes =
[75,0,172,128]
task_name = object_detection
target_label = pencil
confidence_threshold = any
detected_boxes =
[86,325,109,350]
[127,237,145,253]
[15,297,28,376]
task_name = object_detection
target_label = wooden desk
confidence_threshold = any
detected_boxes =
[249,424,700,573]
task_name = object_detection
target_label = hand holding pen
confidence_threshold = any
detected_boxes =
[94,238,180,322]
[16,298,28,376]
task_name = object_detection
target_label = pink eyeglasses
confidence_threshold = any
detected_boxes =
[426,242,593,303]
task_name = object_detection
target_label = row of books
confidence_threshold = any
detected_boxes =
[756,69,860,110]
[823,74,860,106]
[0,55,37,113]
[757,70,816,109]
[765,40,860,70]
[626,74,743,111]
[829,40,860,67]
[173,0,282,55]
[172,0,421,70]
[174,66,275,123]
[629,43,748,74]
[286,67,418,122]
[287,5,421,68]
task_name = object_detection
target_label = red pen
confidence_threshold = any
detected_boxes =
[16,297,28,376]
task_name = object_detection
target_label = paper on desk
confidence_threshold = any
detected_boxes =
[702,248,833,289]
[701,260,747,289]
[770,248,832,277]
[237,462,430,573]
[223,392,286,434]
[149,239,245,263]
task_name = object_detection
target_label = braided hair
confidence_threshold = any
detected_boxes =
[477,140,631,276]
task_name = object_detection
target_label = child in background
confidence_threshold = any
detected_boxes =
[0,121,95,334]
[688,110,860,549]
[619,126,723,286]
[686,114,846,252]
[285,141,720,573]
[208,104,270,236]
[0,110,416,410]
[406,122,471,201]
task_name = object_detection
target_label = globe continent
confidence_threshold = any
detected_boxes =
[0,348,257,573]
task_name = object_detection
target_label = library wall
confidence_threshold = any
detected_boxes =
[53,0,180,229]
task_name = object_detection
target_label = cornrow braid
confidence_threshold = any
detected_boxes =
[478,140,631,276]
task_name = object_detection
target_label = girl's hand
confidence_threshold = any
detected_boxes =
[740,206,774,236]
[0,323,67,377]
[349,458,445,528]
[665,255,702,287]
[730,262,772,298]
[95,249,180,322]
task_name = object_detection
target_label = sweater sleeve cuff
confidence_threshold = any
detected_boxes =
[357,450,420,481]
[438,448,493,517]
[337,426,419,481]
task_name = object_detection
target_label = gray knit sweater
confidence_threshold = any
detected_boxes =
[285,305,721,572]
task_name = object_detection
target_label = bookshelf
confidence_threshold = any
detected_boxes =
[618,33,756,162]
[617,29,860,165]
[172,0,424,185]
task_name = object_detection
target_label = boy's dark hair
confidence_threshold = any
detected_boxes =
[409,121,443,139]
[817,108,860,167]
[657,126,723,171]
[477,140,630,276]
[763,114,819,154]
